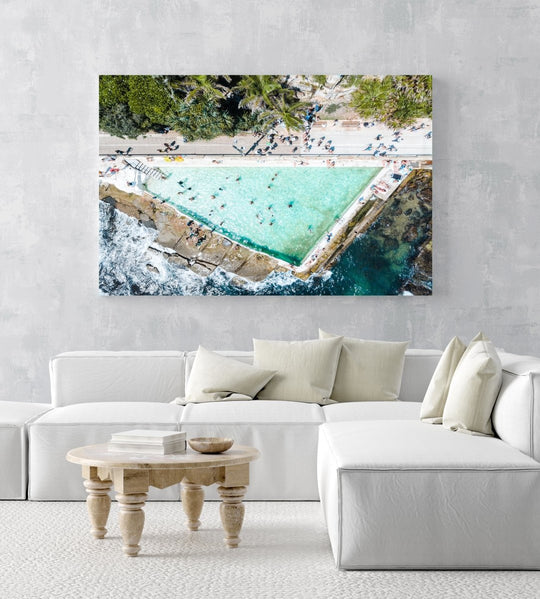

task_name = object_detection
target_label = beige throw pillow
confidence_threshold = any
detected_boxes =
[253,337,343,404]
[442,333,502,436]
[319,330,408,402]
[179,345,276,404]
[420,336,467,423]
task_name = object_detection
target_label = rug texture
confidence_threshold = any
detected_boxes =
[0,501,538,599]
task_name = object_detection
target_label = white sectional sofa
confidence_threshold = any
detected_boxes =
[25,349,440,501]
[2,345,539,569]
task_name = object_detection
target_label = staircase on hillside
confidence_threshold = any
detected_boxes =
[124,158,166,180]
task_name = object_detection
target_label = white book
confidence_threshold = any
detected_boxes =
[107,440,187,455]
[110,430,186,445]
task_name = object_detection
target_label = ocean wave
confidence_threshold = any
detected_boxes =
[99,203,331,296]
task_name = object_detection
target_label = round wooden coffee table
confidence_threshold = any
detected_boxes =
[66,443,260,557]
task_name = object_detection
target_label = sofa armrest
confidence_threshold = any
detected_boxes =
[492,352,540,462]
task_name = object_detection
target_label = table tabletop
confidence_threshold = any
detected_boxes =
[66,443,260,470]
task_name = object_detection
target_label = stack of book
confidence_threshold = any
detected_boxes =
[108,430,187,455]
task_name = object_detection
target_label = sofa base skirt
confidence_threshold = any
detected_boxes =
[318,451,540,569]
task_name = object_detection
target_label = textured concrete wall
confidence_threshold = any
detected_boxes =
[2,0,540,402]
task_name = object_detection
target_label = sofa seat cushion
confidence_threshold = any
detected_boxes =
[318,420,540,569]
[28,402,183,501]
[34,402,183,424]
[320,420,539,470]
[181,400,324,424]
[0,401,53,424]
[323,401,420,422]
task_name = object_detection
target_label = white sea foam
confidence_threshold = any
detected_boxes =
[99,202,330,295]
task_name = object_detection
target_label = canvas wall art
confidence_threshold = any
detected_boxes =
[99,75,432,295]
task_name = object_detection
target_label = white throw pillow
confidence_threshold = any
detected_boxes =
[442,333,502,436]
[420,336,467,423]
[253,337,343,404]
[319,329,408,402]
[178,345,276,404]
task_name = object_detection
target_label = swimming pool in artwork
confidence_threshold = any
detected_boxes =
[145,166,381,266]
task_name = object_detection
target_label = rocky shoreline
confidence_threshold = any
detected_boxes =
[99,183,286,285]
[397,170,432,295]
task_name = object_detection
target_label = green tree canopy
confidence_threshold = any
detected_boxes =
[127,76,175,123]
[350,75,432,128]
[98,103,150,139]
[166,97,236,141]
[99,75,130,108]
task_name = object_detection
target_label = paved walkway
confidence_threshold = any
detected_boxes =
[99,119,432,159]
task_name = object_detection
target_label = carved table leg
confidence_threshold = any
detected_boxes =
[218,485,246,548]
[83,478,112,539]
[116,492,147,557]
[181,482,204,531]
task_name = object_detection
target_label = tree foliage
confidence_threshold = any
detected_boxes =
[349,75,432,128]
[98,74,431,140]
[99,75,130,108]
[127,75,174,123]
[167,97,235,141]
[98,103,149,139]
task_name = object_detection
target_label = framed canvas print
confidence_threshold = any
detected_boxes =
[99,75,432,295]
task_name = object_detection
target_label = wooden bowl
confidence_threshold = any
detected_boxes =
[188,437,234,454]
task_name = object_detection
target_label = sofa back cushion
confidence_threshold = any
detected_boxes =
[319,330,409,402]
[50,351,186,407]
[185,349,442,403]
[492,352,540,461]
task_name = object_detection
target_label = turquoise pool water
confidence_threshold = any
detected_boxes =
[145,166,381,265]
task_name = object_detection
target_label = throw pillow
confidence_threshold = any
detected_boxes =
[178,345,276,404]
[319,329,409,402]
[253,337,343,404]
[442,333,503,436]
[420,336,467,423]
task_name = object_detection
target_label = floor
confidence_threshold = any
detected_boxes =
[0,501,538,599]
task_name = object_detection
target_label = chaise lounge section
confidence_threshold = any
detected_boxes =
[318,351,540,569]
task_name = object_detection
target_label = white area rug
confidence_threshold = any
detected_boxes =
[0,501,539,599]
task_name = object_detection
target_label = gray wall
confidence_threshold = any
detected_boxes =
[2,0,540,403]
